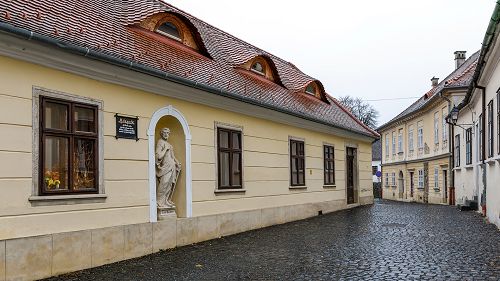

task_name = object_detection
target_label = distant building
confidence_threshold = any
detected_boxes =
[372,139,382,183]
[378,51,478,204]
[451,2,500,229]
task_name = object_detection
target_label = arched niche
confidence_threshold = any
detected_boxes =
[148,106,192,221]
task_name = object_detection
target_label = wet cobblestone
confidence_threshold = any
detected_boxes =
[46,200,500,280]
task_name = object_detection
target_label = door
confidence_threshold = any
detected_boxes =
[346,147,357,204]
[423,162,429,203]
[443,170,448,204]
[410,172,414,197]
[398,171,404,199]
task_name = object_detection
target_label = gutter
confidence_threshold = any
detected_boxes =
[0,21,378,140]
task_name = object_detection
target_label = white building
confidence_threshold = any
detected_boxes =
[450,3,500,229]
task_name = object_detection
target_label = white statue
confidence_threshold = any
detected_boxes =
[156,128,181,211]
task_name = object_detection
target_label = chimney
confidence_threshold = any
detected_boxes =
[431,77,439,87]
[454,51,466,69]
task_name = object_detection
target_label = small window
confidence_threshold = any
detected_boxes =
[290,139,305,186]
[40,97,98,195]
[488,100,494,158]
[372,166,378,176]
[157,22,181,41]
[418,170,424,189]
[306,84,316,95]
[466,128,472,165]
[434,167,439,189]
[251,61,265,75]
[217,128,242,189]
[391,172,396,186]
[455,134,461,167]
[385,173,389,187]
[324,145,335,185]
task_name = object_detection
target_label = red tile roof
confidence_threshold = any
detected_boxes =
[378,51,479,130]
[0,0,378,138]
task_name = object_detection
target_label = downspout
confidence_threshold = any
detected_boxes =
[440,93,454,205]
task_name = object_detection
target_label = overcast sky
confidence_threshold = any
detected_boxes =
[167,0,495,126]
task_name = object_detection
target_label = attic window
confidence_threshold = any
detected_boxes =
[305,83,317,95]
[157,22,181,41]
[251,61,265,75]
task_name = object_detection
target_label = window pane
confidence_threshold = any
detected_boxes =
[232,153,241,185]
[73,139,96,190]
[74,107,95,133]
[43,136,69,191]
[232,132,241,150]
[44,102,68,130]
[157,22,181,39]
[219,152,230,186]
[219,130,229,148]
[291,141,297,156]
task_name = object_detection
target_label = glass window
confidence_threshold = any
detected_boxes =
[408,125,414,152]
[251,62,265,75]
[392,132,396,156]
[455,134,461,167]
[385,134,389,157]
[40,97,98,195]
[466,128,472,165]
[417,122,424,149]
[385,173,389,187]
[157,22,181,41]
[290,139,305,186]
[324,145,335,185]
[418,170,424,189]
[398,129,403,153]
[391,172,396,186]
[479,114,483,161]
[306,84,316,95]
[442,107,448,144]
[217,128,242,189]
[434,167,439,189]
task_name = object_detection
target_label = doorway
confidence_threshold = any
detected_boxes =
[443,170,448,204]
[409,171,414,198]
[346,147,358,204]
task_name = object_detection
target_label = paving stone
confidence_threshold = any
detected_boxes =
[44,200,500,280]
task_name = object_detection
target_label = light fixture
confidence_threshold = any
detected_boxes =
[450,106,459,125]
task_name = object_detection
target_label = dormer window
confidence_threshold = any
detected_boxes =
[305,83,317,95]
[251,61,265,75]
[157,22,181,41]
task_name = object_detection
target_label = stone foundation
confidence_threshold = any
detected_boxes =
[0,199,370,280]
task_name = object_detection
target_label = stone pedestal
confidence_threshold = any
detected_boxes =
[158,207,177,220]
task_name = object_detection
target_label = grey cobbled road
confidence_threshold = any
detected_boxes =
[45,200,500,281]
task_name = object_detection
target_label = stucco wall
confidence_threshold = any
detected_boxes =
[0,55,373,240]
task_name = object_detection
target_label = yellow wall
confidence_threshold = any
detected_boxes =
[0,55,373,240]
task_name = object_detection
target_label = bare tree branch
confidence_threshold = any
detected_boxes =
[338,96,379,129]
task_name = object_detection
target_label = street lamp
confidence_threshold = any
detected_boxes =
[449,106,459,125]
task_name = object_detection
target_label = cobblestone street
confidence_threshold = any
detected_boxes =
[47,200,500,281]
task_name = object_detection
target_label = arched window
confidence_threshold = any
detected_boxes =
[251,61,265,75]
[157,22,181,41]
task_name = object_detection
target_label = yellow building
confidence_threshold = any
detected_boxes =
[378,51,478,205]
[0,1,378,280]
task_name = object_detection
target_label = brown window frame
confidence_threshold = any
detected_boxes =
[290,139,305,186]
[324,145,335,185]
[466,128,472,165]
[40,96,99,195]
[217,128,243,189]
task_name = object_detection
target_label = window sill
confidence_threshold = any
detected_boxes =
[464,165,473,170]
[289,186,307,190]
[214,189,246,194]
[452,167,462,171]
[486,158,496,165]
[433,188,440,192]
[323,185,336,189]
[29,194,107,206]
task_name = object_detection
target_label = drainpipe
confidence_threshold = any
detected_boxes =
[477,85,487,216]
[440,93,454,205]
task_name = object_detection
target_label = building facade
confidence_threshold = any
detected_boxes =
[378,52,478,204]
[0,1,378,280]
[452,3,500,229]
